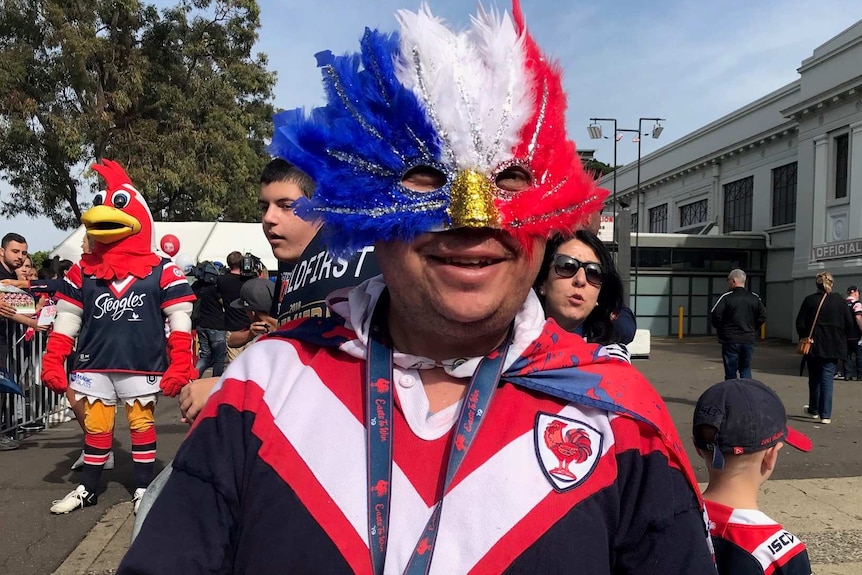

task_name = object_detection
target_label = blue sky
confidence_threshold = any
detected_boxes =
[4,0,862,251]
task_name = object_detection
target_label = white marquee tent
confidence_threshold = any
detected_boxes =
[49,222,278,272]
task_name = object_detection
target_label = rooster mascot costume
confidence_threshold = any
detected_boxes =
[44,160,196,514]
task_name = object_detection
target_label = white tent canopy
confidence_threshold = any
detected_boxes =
[50,222,277,272]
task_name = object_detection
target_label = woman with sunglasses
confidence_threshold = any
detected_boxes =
[534,230,630,362]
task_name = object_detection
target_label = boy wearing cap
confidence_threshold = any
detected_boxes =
[225,278,278,349]
[693,378,813,575]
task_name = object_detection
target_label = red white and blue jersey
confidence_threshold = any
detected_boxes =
[120,314,714,574]
[706,500,812,575]
[57,258,194,374]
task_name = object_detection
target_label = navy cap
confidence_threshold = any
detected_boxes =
[230,278,274,314]
[693,378,812,470]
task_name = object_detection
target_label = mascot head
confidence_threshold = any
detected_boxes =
[270,0,605,255]
[81,160,160,280]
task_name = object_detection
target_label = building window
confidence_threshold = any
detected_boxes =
[631,211,639,231]
[649,204,668,233]
[679,199,708,228]
[835,134,849,199]
[723,176,753,232]
[771,162,797,226]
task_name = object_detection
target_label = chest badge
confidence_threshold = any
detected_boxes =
[535,412,603,492]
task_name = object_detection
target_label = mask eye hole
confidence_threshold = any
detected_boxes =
[112,191,131,208]
[402,165,447,192]
[93,192,105,206]
[495,165,532,192]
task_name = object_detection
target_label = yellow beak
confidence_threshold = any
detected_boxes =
[447,169,500,228]
[81,205,141,244]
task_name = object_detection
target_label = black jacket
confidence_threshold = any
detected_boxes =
[710,287,766,344]
[796,291,855,360]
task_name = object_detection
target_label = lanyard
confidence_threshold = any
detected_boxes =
[365,299,512,575]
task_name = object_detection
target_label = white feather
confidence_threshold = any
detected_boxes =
[395,4,532,171]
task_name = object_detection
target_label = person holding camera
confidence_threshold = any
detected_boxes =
[216,251,254,365]
[191,263,226,378]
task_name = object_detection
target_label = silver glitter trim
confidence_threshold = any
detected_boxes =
[412,47,456,165]
[405,125,434,161]
[323,65,383,141]
[320,198,447,217]
[362,29,391,107]
[326,149,396,177]
[526,80,549,162]
[487,66,517,166]
[507,192,602,228]
[451,54,484,162]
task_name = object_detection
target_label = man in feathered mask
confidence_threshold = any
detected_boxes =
[121,3,713,573]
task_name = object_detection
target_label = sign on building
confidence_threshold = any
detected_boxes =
[811,239,862,261]
[597,214,615,243]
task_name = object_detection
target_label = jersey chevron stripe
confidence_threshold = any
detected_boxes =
[204,340,635,574]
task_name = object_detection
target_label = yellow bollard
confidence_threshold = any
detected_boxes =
[761,323,766,340]
[678,306,684,340]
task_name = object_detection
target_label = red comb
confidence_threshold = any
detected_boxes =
[91,159,133,191]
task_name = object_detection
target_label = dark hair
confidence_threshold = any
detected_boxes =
[226,251,243,269]
[260,158,316,199]
[1,233,26,248]
[534,229,624,345]
[58,259,73,277]
[37,266,57,280]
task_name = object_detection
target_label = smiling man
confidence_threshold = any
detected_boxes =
[121,3,713,573]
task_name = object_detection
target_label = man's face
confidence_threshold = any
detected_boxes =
[1,240,28,269]
[376,228,544,342]
[259,181,320,264]
[851,290,859,300]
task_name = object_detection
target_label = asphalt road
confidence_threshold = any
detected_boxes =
[639,337,862,481]
[0,337,859,574]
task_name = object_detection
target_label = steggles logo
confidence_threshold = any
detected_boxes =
[93,291,147,321]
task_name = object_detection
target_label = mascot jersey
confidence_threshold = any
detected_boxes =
[120,280,714,574]
[57,259,194,374]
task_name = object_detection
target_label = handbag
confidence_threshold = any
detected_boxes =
[797,293,827,355]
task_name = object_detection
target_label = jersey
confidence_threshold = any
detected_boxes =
[706,500,812,575]
[120,288,713,574]
[845,296,862,340]
[272,229,380,324]
[57,258,195,374]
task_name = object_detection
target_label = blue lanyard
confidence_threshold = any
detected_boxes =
[365,300,512,575]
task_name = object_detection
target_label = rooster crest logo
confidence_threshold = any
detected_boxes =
[370,479,389,497]
[371,378,390,394]
[535,413,603,492]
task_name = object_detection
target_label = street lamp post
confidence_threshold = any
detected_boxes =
[632,117,665,316]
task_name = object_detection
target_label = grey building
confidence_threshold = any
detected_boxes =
[601,20,862,340]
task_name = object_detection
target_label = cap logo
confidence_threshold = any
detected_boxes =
[761,430,785,446]
[733,447,744,455]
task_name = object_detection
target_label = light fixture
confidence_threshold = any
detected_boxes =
[615,132,624,142]
[587,123,603,140]
[651,122,664,139]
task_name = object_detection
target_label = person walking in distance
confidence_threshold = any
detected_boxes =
[711,268,766,380]
[796,272,854,424]
[839,285,862,380]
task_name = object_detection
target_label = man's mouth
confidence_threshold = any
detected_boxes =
[431,256,501,268]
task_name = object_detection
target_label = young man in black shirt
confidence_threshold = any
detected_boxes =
[217,251,252,365]
[0,232,30,450]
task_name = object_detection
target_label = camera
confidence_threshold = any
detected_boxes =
[191,261,220,284]
[240,252,263,277]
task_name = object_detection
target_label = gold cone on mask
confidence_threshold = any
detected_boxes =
[448,170,500,228]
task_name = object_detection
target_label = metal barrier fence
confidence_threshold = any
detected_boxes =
[0,328,68,439]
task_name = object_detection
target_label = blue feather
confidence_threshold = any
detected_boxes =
[270,29,449,256]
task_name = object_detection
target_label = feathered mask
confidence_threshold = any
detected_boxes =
[271,1,605,254]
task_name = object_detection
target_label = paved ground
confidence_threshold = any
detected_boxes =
[1,337,860,574]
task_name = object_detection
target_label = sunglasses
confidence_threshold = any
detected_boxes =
[552,254,604,287]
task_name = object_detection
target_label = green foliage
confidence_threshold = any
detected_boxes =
[29,250,51,269]
[0,0,275,229]
[583,159,616,179]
